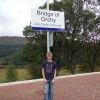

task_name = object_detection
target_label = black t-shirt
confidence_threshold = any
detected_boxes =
[42,60,57,81]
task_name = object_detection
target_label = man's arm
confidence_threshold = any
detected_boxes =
[54,69,57,79]
[52,69,57,83]
[42,68,45,79]
[42,68,47,83]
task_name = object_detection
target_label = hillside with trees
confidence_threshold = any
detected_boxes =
[0,36,26,58]
[0,37,27,66]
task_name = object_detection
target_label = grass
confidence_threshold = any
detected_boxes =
[0,69,7,83]
[58,69,70,76]
[0,68,31,83]
[0,68,71,83]
[1,66,99,83]
[16,69,31,81]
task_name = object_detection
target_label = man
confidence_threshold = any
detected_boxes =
[42,52,57,100]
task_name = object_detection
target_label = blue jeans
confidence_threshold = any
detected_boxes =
[44,81,54,100]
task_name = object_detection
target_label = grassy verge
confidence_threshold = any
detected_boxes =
[0,68,31,83]
[16,69,31,81]
[0,69,7,83]
[58,69,70,76]
[1,66,99,83]
[0,68,71,83]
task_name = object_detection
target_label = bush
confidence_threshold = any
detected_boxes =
[6,65,17,82]
[79,64,90,73]
[26,63,42,79]
[0,59,9,65]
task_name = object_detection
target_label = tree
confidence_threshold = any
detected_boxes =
[19,25,47,78]
[6,65,17,82]
[21,25,47,63]
[83,15,100,72]
[21,0,100,75]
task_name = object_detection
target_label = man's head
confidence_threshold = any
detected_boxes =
[46,52,53,61]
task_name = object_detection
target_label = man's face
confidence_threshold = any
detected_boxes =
[47,55,52,61]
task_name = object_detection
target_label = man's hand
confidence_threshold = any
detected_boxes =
[44,79,47,83]
[52,79,55,83]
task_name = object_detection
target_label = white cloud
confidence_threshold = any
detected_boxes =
[0,0,54,36]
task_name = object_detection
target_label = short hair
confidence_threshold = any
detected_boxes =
[46,52,53,57]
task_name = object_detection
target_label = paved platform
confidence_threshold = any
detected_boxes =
[0,72,100,100]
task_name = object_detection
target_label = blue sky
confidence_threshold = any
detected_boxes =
[0,0,54,36]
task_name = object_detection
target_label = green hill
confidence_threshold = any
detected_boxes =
[0,36,26,58]
[0,36,26,45]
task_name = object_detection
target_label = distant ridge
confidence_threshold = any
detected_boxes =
[0,36,26,45]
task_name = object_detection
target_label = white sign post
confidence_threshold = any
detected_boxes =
[31,0,65,52]
[49,32,53,47]
[47,0,50,52]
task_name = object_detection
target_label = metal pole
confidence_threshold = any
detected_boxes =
[47,0,50,52]
[47,0,49,10]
